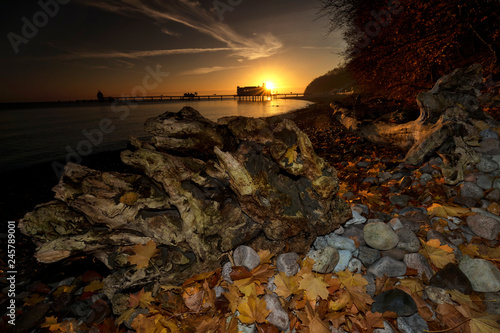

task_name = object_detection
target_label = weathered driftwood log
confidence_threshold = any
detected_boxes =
[332,64,492,184]
[19,107,350,305]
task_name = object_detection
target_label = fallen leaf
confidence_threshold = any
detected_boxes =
[52,285,76,296]
[460,243,480,257]
[419,239,456,269]
[329,290,351,311]
[448,290,481,311]
[274,272,300,298]
[399,278,424,297]
[131,313,158,333]
[469,314,500,333]
[223,283,242,313]
[364,311,385,331]
[257,249,274,264]
[127,240,159,269]
[427,203,471,218]
[83,280,104,293]
[23,293,46,306]
[115,308,135,326]
[129,288,155,309]
[237,292,270,324]
[337,270,368,289]
[120,192,139,205]
[299,273,330,301]
[348,285,374,313]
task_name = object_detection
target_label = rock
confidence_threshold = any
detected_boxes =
[233,246,260,271]
[353,204,370,216]
[334,250,353,272]
[345,210,367,226]
[419,164,434,174]
[388,218,404,230]
[477,156,499,173]
[397,216,422,233]
[343,225,365,246]
[357,246,381,267]
[371,289,417,316]
[357,161,370,168]
[396,229,421,253]
[347,258,363,273]
[363,222,399,250]
[313,233,357,252]
[486,188,500,202]
[365,273,376,297]
[494,178,500,190]
[425,286,453,305]
[307,246,340,274]
[484,292,500,315]
[460,181,485,200]
[404,253,434,279]
[459,256,500,292]
[466,214,500,240]
[378,172,392,182]
[477,138,500,155]
[381,248,406,261]
[368,256,407,278]
[399,176,412,188]
[389,195,411,207]
[276,253,300,277]
[397,313,429,333]
[374,321,396,333]
[452,196,478,208]
[480,129,499,140]
[420,173,433,185]
[222,262,233,283]
[476,174,493,190]
[427,230,463,261]
[264,294,289,331]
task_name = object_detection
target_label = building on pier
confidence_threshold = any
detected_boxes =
[236,83,272,100]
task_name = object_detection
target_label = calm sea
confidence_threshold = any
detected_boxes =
[0,99,312,172]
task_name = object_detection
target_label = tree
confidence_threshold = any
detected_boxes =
[319,0,499,101]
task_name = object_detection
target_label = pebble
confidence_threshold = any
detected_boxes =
[420,173,433,185]
[347,258,363,273]
[399,175,412,188]
[477,138,500,155]
[396,229,421,253]
[343,225,365,246]
[345,210,367,226]
[363,222,399,250]
[398,217,423,233]
[419,164,434,174]
[480,129,499,140]
[334,250,353,272]
[371,289,417,316]
[476,174,493,190]
[486,188,500,202]
[363,177,377,184]
[389,194,411,207]
[374,320,396,333]
[494,178,500,190]
[357,161,370,168]
[425,286,453,304]
[460,182,485,200]
[388,218,404,230]
[477,156,499,173]
[365,273,376,297]
[368,256,407,278]
[314,233,357,252]
[466,214,500,240]
[459,256,500,292]
[353,204,370,216]
[484,292,500,315]
[404,253,434,279]
[222,262,233,283]
[276,253,299,277]
[378,172,392,182]
[452,196,478,208]
[381,248,406,261]
[264,294,289,331]
[307,246,339,274]
[397,313,429,333]
[357,246,381,267]
[233,245,260,271]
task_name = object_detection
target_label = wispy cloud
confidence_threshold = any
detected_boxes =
[180,65,248,75]
[76,0,283,61]
[160,27,180,38]
[302,46,339,50]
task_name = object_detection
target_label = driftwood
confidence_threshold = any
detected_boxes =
[332,64,491,184]
[19,107,350,305]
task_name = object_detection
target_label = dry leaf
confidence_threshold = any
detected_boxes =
[448,290,481,311]
[460,243,480,257]
[127,240,159,269]
[129,288,155,309]
[419,239,456,268]
[23,293,46,306]
[337,270,368,289]
[469,315,500,333]
[131,314,158,333]
[274,272,300,298]
[237,292,271,324]
[257,249,274,264]
[83,280,104,293]
[427,203,470,217]
[120,192,139,205]
[399,278,424,297]
[299,273,330,301]
[329,290,351,311]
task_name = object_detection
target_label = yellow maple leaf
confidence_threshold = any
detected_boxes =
[399,278,424,297]
[223,283,242,313]
[128,240,159,269]
[427,203,470,218]
[348,285,374,313]
[23,293,46,307]
[274,272,300,298]
[448,290,481,311]
[329,290,351,311]
[115,308,135,326]
[257,249,274,264]
[237,292,270,324]
[283,144,298,164]
[131,313,159,333]
[129,288,155,309]
[52,285,76,297]
[460,243,480,258]
[469,315,500,333]
[337,270,368,289]
[419,239,456,269]
[299,273,330,301]
[83,280,104,293]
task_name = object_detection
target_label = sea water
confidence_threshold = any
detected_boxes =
[0,99,312,172]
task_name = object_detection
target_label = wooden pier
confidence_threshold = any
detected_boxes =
[108,93,304,103]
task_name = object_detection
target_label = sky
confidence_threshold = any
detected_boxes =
[0,0,345,103]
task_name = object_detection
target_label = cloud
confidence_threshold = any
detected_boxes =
[160,27,180,37]
[302,46,342,50]
[180,65,248,75]
[76,0,283,61]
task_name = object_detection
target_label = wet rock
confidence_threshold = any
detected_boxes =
[363,222,399,251]
[397,313,429,333]
[368,256,407,278]
[357,246,381,267]
[466,214,500,240]
[381,248,406,261]
[313,233,356,252]
[476,174,493,190]
[460,182,485,200]
[347,258,363,273]
[389,194,411,207]
[264,293,289,331]
[404,253,434,279]
[233,246,260,271]
[307,246,339,274]
[276,253,299,277]
[371,289,417,316]
[494,178,500,190]
[396,229,420,253]
[459,256,500,292]
[334,250,353,272]
[477,156,499,173]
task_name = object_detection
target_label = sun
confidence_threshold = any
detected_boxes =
[265,82,274,90]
